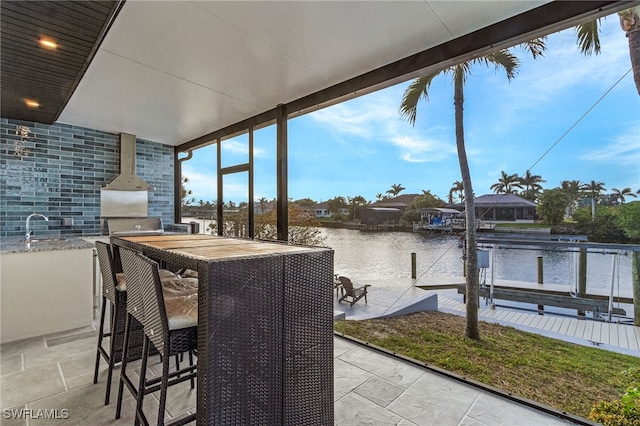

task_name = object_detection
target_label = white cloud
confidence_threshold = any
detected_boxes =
[309,92,399,138]
[181,165,217,201]
[390,136,456,163]
[221,139,266,158]
[579,126,640,166]
[309,87,457,163]
[480,18,634,137]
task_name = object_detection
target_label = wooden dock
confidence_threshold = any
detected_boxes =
[417,276,634,303]
[438,294,640,354]
[334,275,639,354]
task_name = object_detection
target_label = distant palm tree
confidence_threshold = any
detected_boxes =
[449,180,464,204]
[611,187,637,204]
[181,176,196,207]
[519,170,546,201]
[386,184,406,197]
[376,193,384,202]
[258,197,269,214]
[400,39,546,340]
[560,180,582,217]
[581,180,606,219]
[491,171,523,194]
[575,7,640,95]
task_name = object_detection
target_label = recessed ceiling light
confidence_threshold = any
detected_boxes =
[39,38,58,50]
[25,99,40,108]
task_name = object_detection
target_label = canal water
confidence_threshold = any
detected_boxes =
[322,228,634,298]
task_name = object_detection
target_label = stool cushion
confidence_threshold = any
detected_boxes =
[164,295,198,330]
[115,273,127,292]
[161,277,198,297]
[116,269,181,292]
[180,268,199,278]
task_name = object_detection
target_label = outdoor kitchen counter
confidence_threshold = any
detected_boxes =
[111,234,335,425]
[1,236,96,254]
[1,236,95,343]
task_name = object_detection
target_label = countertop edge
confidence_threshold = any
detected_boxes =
[1,237,99,254]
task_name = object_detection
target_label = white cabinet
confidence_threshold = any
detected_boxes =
[1,247,94,343]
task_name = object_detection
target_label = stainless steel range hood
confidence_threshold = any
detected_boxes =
[100,132,152,218]
[103,133,154,191]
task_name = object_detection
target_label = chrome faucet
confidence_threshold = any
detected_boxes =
[25,213,49,241]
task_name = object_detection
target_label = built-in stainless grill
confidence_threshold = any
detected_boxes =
[106,217,164,236]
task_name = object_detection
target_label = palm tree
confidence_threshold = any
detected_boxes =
[181,176,196,207]
[519,170,546,201]
[258,196,269,214]
[560,180,582,217]
[386,184,406,197]
[575,7,640,95]
[611,187,637,204]
[490,171,523,194]
[580,180,606,219]
[399,40,546,340]
[376,193,384,202]
[449,180,464,204]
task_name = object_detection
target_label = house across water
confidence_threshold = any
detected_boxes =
[454,194,537,223]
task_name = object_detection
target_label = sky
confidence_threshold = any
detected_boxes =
[182,14,640,205]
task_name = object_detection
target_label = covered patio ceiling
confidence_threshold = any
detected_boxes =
[2,1,634,149]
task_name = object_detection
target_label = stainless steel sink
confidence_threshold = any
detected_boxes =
[23,238,68,243]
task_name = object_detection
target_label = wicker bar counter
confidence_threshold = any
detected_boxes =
[111,235,334,425]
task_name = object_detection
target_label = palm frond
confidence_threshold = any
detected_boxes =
[519,38,547,59]
[399,72,443,125]
[576,19,601,56]
[476,50,519,81]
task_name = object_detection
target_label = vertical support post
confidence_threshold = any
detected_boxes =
[537,256,544,314]
[577,248,587,317]
[176,149,193,228]
[216,139,223,236]
[632,250,640,326]
[248,127,255,239]
[608,253,617,322]
[276,104,288,242]
[411,253,416,279]
[173,149,181,222]
[490,247,495,309]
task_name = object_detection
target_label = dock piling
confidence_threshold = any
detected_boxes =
[578,248,587,318]
[411,253,416,279]
[537,256,544,314]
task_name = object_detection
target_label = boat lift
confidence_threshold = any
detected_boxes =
[474,236,640,323]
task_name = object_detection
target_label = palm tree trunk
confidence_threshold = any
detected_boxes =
[622,8,640,95]
[591,196,596,220]
[454,74,480,340]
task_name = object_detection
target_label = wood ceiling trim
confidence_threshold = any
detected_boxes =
[0,0,124,124]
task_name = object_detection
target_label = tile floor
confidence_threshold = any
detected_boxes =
[0,323,577,425]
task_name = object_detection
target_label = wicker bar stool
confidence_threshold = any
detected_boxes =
[93,241,135,405]
[117,247,197,426]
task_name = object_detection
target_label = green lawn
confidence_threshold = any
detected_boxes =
[334,311,639,419]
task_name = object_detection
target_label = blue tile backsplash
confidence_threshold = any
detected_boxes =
[0,118,175,237]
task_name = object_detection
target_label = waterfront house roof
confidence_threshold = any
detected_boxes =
[2,2,623,146]
[420,207,462,215]
[454,194,537,209]
[364,207,401,212]
[376,194,420,208]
